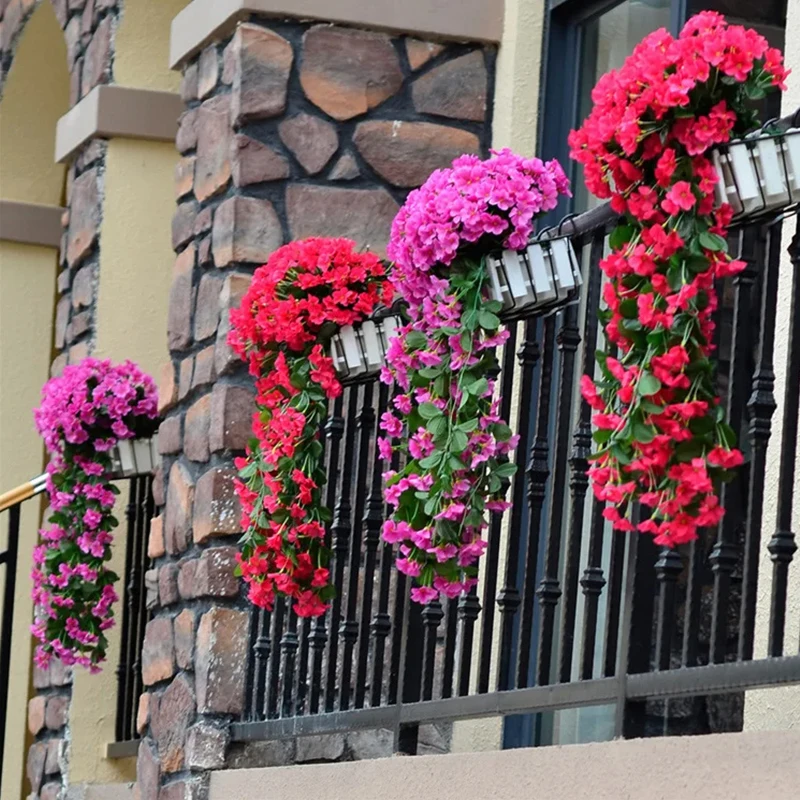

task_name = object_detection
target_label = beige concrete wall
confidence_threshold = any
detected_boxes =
[0,242,57,800]
[743,0,800,730]
[491,0,546,155]
[211,730,800,800]
[0,4,68,798]
[68,137,176,785]
[114,0,188,92]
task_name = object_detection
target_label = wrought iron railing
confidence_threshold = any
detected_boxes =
[234,206,800,751]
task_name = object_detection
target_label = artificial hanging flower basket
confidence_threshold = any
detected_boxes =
[108,433,160,478]
[569,11,789,546]
[228,237,394,617]
[712,124,800,220]
[487,227,583,317]
[380,149,572,604]
[32,358,158,672]
[330,309,403,380]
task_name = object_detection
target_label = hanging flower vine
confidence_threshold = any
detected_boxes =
[569,12,789,546]
[32,358,158,672]
[381,149,571,603]
[229,238,393,618]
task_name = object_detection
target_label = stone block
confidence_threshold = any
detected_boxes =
[136,740,160,800]
[406,39,445,70]
[141,616,175,686]
[191,346,216,391]
[295,733,346,763]
[300,26,402,120]
[353,120,480,187]
[412,50,488,121]
[286,184,399,258]
[184,394,211,463]
[181,62,198,102]
[55,296,70,350]
[186,722,229,770]
[45,695,69,730]
[176,108,199,155]
[148,515,166,559]
[329,152,360,181]
[158,362,178,415]
[194,95,231,202]
[230,134,289,187]
[158,563,180,606]
[197,45,219,99]
[45,738,63,774]
[174,609,195,671]
[27,742,46,793]
[178,357,193,401]
[165,462,195,555]
[194,546,239,598]
[151,673,195,773]
[27,696,45,736]
[157,416,182,455]
[194,274,222,341]
[168,269,194,352]
[347,728,394,760]
[81,14,112,93]
[174,156,196,200]
[230,24,293,124]
[177,559,198,600]
[193,467,241,544]
[71,264,94,309]
[278,113,338,175]
[67,168,100,266]
[226,739,294,769]
[196,608,248,715]
[137,692,153,736]
[209,383,255,453]
[212,196,283,267]
[145,568,159,611]
[172,201,197,252]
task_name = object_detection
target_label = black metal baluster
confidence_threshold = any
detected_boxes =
[387,572,407,705]
[496,319,540,691]
[116,477,138,741]
[739,224,778,660]
[536,304,581,687]
[308,394,345,714]
[767,220,800,657]
[681,536,704,668]
[294,617,311,717]
[710,232,756,664]
[280,609,299,717]
[654,547,683,670]
[516,319,554,688]
[267,597,286,718]
[477,322,518,694]
[252,608,271,720]
[370,444,401,708]
[325,388,358,711]
[456,587,481,696]
[578,497,607,680]
[339,383,374,711]
[441,598,458,699]
[355,382,386,708]
[602,526,626,677]
[421,600,444,700]
[129,476,154,740]
[558,232,604,684]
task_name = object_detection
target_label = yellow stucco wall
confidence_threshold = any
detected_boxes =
[0,241,58,800]
[67,136,176,785]
[0,1,68,203]
[743,0,800,731]
[0,3,68,797]
[114,0,188,92]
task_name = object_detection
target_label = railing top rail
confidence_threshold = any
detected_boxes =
[0,474,47,513]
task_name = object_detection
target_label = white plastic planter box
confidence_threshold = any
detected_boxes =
[486,233,583,315]
[109,435,159,478]
[331,314,402,379]
[713,127,800,219]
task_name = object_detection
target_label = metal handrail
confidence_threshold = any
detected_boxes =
[0,474,47,513]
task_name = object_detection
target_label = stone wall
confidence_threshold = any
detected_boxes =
[138,15,495,799]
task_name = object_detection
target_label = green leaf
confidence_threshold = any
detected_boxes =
[405,330,427,350]
[419,453,442,469]
[493,423,513,442]
[593,429,612,444]
[638,372,662,397]
[458,418,479,433]
[619,298,638,320]
[609,223,634,250]
[469,377,489,397]
[419,366,443,379]
[433,375,448,396]
[448,455,467,471]
[478,310,501,331]
[427,416,448,437]
[484,300,504,314]
[451,431,469,454]
[633,423,655,444]
[494,461,518,479]
[418,402,442,420]
[698,231,727,252]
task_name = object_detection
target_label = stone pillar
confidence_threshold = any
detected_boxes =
[141,12,495,797]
